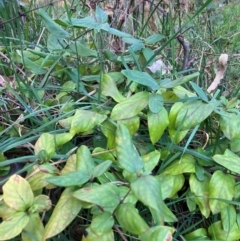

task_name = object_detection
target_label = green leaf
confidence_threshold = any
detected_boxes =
[184,228,208,240]
[160,72,200,88]
[22,55,46,74]
[70,109,107,134]
[230,135,240,152]
[46,170,90,187]
[95,6,108,23]
[139,226,174,241]
[189,174,210,218]
[148,107,169,144]
[34,133,56,157]
[29,195,52,213]
[90,212,114,235]
[101,120,116,149]
[3,175,34,211]
[102,74,125,102]
[115,124,144,173]
[43,187,82,240]
[111,91,149,120]
[76,145,95,173]
[220,112,240,140]
[115,203,149,235]
[156,174,184,199]
[47,33,66,51]
[208,221,240,241]
[145,34,164,44]
[213,149,240,174]
[70,16,97,29]
[121,70,159,90]
[22,213,44,241]
[175,100,214,130]
[69,42,98,57]
[162,203,178,222]
[209,170,235,214]
[162,154,196,175]
[148,93,163,113]
[82,228,114,241]
[53,133,74,147]
[36,9,70,38]
[92,160,112,178]
[221,205,236,232]
[118,116,140,136]
[131,175,164,224]
[190,81,208,102]
[0,212,29,240]
[142,150,161,172]
[73,184,120,212]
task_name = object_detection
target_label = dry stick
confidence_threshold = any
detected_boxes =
[176,34,190,70]
[114,225,128,241]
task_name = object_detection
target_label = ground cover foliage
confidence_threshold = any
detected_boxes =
[0,0,240,240]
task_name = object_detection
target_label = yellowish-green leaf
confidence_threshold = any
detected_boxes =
[142,150,160,172]
[43,187,82,240]
[53,133,74,147]
[131,175,164,224]
[22,213,44,241]
[209,170,235,214]
[0,212,29,241]
[70,109,107,134]
[175,100,214,130]
[213,149,240,174]
[139,225,175,241]
[3,175,34,211]
[111,92,149,120]
[221,205,236,232]
[208,221,240,241]
[162,154,195,175]
[189,174,210,218]
[102,74,125,102]
[34,133,56,157]
[90,212,114,235]
[82,228,114,241]
[73,184,120,213]
[116,203,149,235]
[220,112,240,140]
[118,116,140,136]
[148,107,169,144]
[115,124,144,173]
[156,174,184,199]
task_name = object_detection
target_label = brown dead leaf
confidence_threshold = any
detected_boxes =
[207,54,228,93]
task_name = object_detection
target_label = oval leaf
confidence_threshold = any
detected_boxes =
[115,124,144,173]
[111,91,149,120]
[116,203,149,235]
[73,184,120,212]
[148,107,169,144]
[176,100,214,130]
[35,133,56,157]
[131,175,164,224]
[121,70,159,90]
[209,170,235,214]
[70,110,107,134]
[0,212,29,240]
[189,174,210,218]
[148,93,163,113]
[213,149,240,174]
[3,175,34,211]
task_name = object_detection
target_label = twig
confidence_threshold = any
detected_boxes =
[176,34,190,70]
